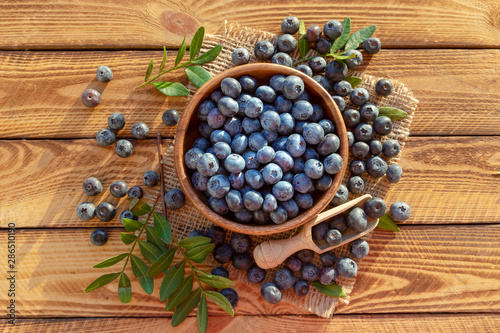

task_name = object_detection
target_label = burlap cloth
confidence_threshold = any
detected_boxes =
[146,22,418,317]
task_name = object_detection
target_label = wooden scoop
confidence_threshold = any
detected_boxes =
[253,194,378,270]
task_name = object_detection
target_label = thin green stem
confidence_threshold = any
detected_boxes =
[134,60,193,90]
[172,236,206,292]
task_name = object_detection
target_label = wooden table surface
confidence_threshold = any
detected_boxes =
[1,1,499,332]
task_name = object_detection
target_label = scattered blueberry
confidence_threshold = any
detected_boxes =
[347,207,368,232]
[324,20,343,40]
[319,251,337,266]
[247,266,266,284]
[329,215,348,233]
[331,184,349,206]
[366,156,389,178]
[96,66,113,82]
[364,37,382,54]
[350,87,369,106]
[213,244,232,263]
[120,210,137,225]
[221,288,239,308]
[81,88,101,107]
[143,170,159,187]
[261,282,282,304]
[373,116,393,136]
[76,202,96,221]
[230,233,252,254]
[232,47,250,66]
[382,139,401,158]
[164,188,185,210]
[347,176,366,195]
[83,177,103,196]
[212,266,229,278]
[344,50,363,69]
[131,122,149,139]
[390,201,411,222]
[296,249,314,263]
[305,24,322,43]
[375,79,393,96]
[96,202,116,222]
[128,185,144,199]
[96,128,116,147]
[274,267,296,290]
[386,163,403,183]
[232,253,253,270]
[110,180,128,198]
[254,40,275,61]
[337,258,358,279]
[281,16,300,34]
[108,113,125,131]
[90,229,109,246]
[293,280,310,297]
[301,263,320,282]
[318,267,338,285]
[350,239,370,259]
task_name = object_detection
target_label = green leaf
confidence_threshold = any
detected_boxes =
[172,288,202,327]
[205,291,234,317]
[175,32,187,66]
[165,274,194,311]
[118,273,132,304]
[130,255,154,295]
[332,53,356,60]
[198,274,234,289]
[191,45,222,65]
[160,261,185,301]
[121,232,137,245]
[312,281,347,297]
[160,46,167,72]
[184,66,212,88]
[197,295,208,333]
[377,214,401,232]
[186,243,215,263]
[378,107,408,121]
[152,82,190,97]
[147,247,177,277]
[84,273,120,293]
[298,38,309,59]
[122,218,142,232]
[298,19,306,40]
[179,236,212,250]
[190,27,205,61]
[153,212,171,244]
[345,25,376,51]
[344,76,362,88]
[128,197,152,216]
[93,253,128,268]
[331,18,351,51]
[145,225,168,252]
[138,240,162,264]
[145,60,153,82]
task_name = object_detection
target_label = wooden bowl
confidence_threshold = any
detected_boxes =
[174,63,348,235]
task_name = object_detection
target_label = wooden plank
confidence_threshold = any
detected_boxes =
[0,225,498,317]
[3,314,500,333]
[1,137,498,228]
[0,49,499,139]
[0,1,499,49]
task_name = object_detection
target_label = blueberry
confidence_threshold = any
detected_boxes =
[347,176,366,195]
[263,193,278,212]
[390,201,411,222]
[260,111,281,131]
[96,65,113,82]
[350,87,369,107]
[131,122,149,139]
[83,177,103,196]
[307,103,324,123]
[272,52,293,67]
[143,170,159,187]
[325,60,348,83]
[319,251,337,266]
[386,163,403,183]
[192,171,209,192]
[347,207,368,231]
[292,173,313,194]
[331,184,349,206]
[364,37,382,54]
[272,136,288,151]
[253,210,272,225]
[244,97,264,118]
[120,210,137,225]
[296,249,314,263]
[281,16,300,34]
[282,75,304,100]
[197,153,219,177]
[304,159,324,179]
[221,78,242,98]
[350,160,366,176]
[232,253,253,270]
[332,95,346,112]
[228,172,245,190]
[247,266,266,284]
[235,209,254,224]
[274,267,295,290]
[211,89,224,103]
[317,133,340,156]
[242,151,260,169]
[232,47,250,66]
[294,90,310,102]
[243,190,264,211]
[164,188,185,210]
[306,24,322,43]
[270,205,288,224]
[292,100,313,120]
[337,258,358,279]
[218,96,239,117]
[230,233,252,254]
[325,229,342,246]
[373,116,393,136]
[366,156,388,178]
[272,181,294,201]
[273,151,294,172]
[350,239,370,259]
[295,193,313,209]
[315,174,333,191]
[162,109,180,127]
[197,100,216,121]
[382,139,401,158]
[96,128,116,147]
[360,103,379,123]
[245,169,265,189]
[319,267,339,286]
[369,139,383,155]
[207,108,226,129]
[257,146,276,164]
[261,282,282,304]
[264,104,277,112]
[303,122,325,145]
[207,226,226,246]
[255,86,276,104]
[76,202,96,221]
[96,202,116,222]
[285,256,302,272]
[323,153,343,175]
[262,129,278,143]
[90,229,108,246]
[223,153,245,173]
[313,75,332,92]
[199,122,214,138]
[239,75,258,93]
[333,80,352,97]
[262,163,283,185]
[282,199,300,219]
[128,185,144,199]
[312,222,329,241]
[254,40,275,61]
[231,134,248,154]
[295,64,313,76]
[301,263,319,282]
[291,280,309,298]
[375,79,393,96]
[309,56,327,73]
[343,109,360,128]
[316,38,331,54]
[207,174,231,198]
[291,157,305,174]
[81,88,101,107]
[324,20,343,40]
[351,141,370,159]
[354,123,374,142]
[212,266,229,278]
[213,244,232,263]
[344,49,363,69]
[284,134,305,157]
[213,142,231,160]
[110,180,128,198]
[108,113,125,131]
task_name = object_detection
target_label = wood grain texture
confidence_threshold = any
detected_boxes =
[3,314,500,333]
[0,0,499,49]
[0,225,498,318]
[1,137,498,228]
[0,49,498,139]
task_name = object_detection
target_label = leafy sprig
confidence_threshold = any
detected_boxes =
[135,27,222,96]
[377,214,401,232]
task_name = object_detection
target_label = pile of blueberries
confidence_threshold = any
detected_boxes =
[186,73,344,225]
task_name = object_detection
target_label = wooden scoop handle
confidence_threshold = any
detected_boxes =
[253,233,311,270]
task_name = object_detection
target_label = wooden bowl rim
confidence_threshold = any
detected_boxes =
[174,63,348,235]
